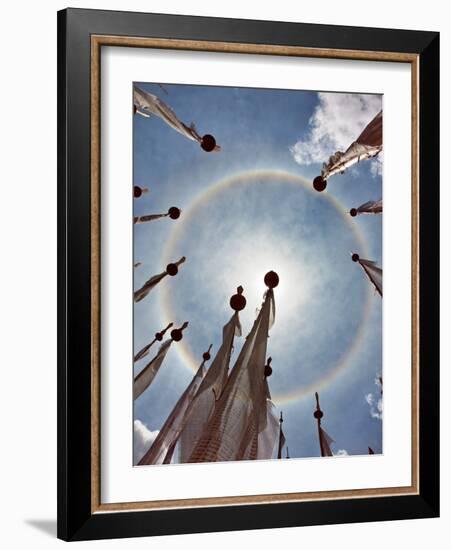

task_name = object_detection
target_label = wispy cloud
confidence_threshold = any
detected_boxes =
[365,389,383,420]
[134,419,159,464]
[290,92,382,175]
[335,449,348,456]
[370,153,383,177]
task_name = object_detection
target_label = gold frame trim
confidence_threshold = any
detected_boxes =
[90,35,419,514]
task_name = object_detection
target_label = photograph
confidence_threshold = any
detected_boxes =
[132,82,383,466]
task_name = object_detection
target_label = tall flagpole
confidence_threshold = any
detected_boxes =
[351,253,382,297]
[277,411,284,459]
[133,322,189,400]
[134,256,186,303]
[134,322,173,362]
[314,392,325,457]
[134,206,181,224]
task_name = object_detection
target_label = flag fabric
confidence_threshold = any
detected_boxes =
[134,339,157,363]
[277,423,286,459]
[133,340,172,400]
[353,199,383,215]
[138,361,207,465]
[178,312,242,463]
[134,271,167,302]
[239,377,273,461]
[162,440,177,464]
[187,289,275,463]
[134,323,173,363]
[321,110,382,180]
[134,86,220,151]
[134,85,200,142]
[359,259,383,296]
[134,258,185,303]
[256,400,280,460]
[134,213,168,224]
[319,427,334,457]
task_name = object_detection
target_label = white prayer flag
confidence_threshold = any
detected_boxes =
[257,400,280,460]
[134,86,220,151]
[179,312,242,463]
[351,199,382,216]
[359,258,383,296]
[133,340,172,400]
[321,110,382,180]
[188,289,275,463]
[138,361,206,464]
[319,427,334,457]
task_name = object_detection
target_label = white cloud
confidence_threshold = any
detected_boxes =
[365,377,383,420]
[370,153,383,177]
[365,393,374,406]
[334,449,348,457]
[134,419,159,464]
[290,92,382,171]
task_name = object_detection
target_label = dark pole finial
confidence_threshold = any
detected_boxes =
[202,344,213,362]
[200,134,217,152]
[264,357,273,377]
[264,271,279,289]
[314,392,323,419]
[313,176,327,192]
[167,206,181,220]
[166,256,186,276]
[171,321,189,342]
[230,285,246,311]
[155,322,173,341]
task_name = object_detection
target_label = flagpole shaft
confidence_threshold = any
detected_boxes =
[277,424,283,459]
[317,418,325,457]
[134,337,157,362]
[315,392,325,457]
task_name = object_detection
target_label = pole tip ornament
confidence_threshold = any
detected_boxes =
[350,208,357,217]
[351,253,360,263]
[264,357,273,378]
[313,176,327,192]
[155,322,173,341]
[200,134,217,152]
[166,263,179,276]
[168,206,181,220]
[264,271,279,289]
[203,344,213,362]
[134,185,149,198]
[171,322,188,342]
[230,285,247,311]
[314,391,323,418]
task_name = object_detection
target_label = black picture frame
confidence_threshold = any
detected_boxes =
[57,7,439,541]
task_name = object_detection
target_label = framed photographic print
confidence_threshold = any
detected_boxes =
[57,8,439,541]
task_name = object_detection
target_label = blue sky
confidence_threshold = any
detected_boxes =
[133,82,383,463]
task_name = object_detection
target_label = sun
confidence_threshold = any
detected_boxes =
[220,236,311,320]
